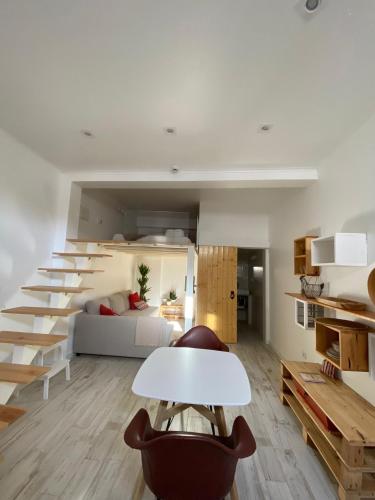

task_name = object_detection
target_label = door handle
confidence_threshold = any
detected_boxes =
[230,290,235,300]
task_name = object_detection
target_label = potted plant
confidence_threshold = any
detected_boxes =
[168,289,177,305]
[137,263,151,301]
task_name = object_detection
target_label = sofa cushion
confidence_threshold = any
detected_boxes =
[109,293,126,314]
[86,297,110,314]
[129,292,140,310]
[120,290,132,311]
[100,304,119,316]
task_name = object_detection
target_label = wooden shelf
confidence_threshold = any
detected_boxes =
[286,292,375,324]
[294,236,319,276]
[22,285,92,293]
[53,252,113,258]
[283,394,341,482]
[281,360,375,499]
[0,363,49,384]
[281,361,375,445]
[315,318,369,372]
[1,307,81,317]
[0,404,26,430]
[282,377,375,471]
[38,268,104,274]
[0,332,67,347]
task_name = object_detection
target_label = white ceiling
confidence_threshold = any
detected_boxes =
[86,187,290,213]
[87,188,201,212]
[1,0,375,171]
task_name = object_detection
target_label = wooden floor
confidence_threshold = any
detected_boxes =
[0,327,337,499]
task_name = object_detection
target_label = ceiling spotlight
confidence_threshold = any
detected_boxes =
[81,129,94,138]
[305,0,321,13]
[165,127,176,135]
[259,124,273,133]
[171,166,179,174]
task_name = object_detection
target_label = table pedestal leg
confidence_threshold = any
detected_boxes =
[132,400,168,500]
[214,406,239,500]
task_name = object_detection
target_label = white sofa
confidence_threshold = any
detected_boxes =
[74,290,173,358]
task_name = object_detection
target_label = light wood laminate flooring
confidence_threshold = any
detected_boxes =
[0,333,337,499]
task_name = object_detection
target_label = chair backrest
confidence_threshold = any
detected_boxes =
[174,325,229,351]
[124,409,256,500]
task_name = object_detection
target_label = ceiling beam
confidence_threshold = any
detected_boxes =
[69,167,318,189]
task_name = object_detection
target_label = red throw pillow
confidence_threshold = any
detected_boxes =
[99,304,119,316]
[129,292,140,310]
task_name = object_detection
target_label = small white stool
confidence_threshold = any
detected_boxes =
[36,341,71,400]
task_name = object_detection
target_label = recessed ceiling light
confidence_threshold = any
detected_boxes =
[81,129,94,138]
[171,166,179,174]
[165,127,176,135]
[259,124,273,133]
[305,0,321,13]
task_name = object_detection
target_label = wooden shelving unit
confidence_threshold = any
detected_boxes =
[160,304,184,320]
[281,360,375,500]
[315,318,369,372]
[294,236,320,276]
[285,292,375,324]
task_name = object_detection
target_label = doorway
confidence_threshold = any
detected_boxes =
[237,248,266,343]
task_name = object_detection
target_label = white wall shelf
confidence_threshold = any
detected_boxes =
[294,298,325,330]
[311,233,367,267]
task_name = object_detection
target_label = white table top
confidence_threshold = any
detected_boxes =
[132,347,251,406]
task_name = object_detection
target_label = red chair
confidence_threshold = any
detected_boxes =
[173,325,229,352]
[169,326,229,433]
[124,408,256,500]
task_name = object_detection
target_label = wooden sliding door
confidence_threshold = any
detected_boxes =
[196,246,237,343]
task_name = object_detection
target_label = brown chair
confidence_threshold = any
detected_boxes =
[124,408,256,500]
[168,326,229,433]
[173,325,229,352]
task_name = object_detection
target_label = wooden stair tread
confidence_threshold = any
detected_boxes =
[0,332,67,346]
[0,363,49,384]
[53,252,113,258]
[38,268,104,274]
[22,285,93,293]
[0,404,26,426]
[2,307,81,317]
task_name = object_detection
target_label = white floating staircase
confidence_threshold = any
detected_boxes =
[0,240,113,432]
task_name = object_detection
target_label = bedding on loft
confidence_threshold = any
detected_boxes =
[111,230,192,246]
[136,229,192,245]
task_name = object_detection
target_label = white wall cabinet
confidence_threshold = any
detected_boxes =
[311,233,367,266]
[295,298,325,330]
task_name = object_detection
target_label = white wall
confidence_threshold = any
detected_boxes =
[198,189,286,248]
[269,114,375,405]
[78,189,124,240]
[0,129,72,358]
[72,252,135,308]
[134,254,187,306]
